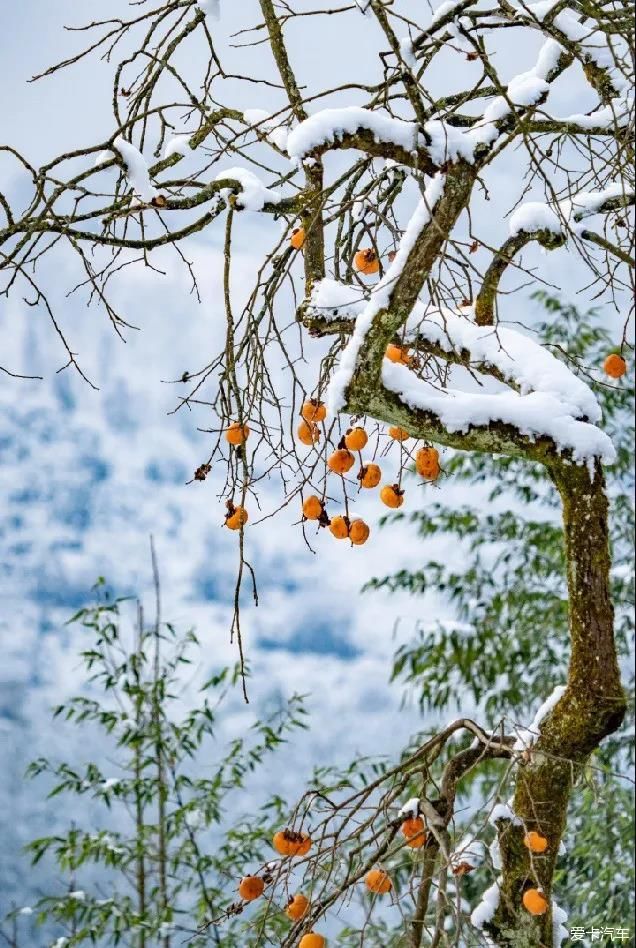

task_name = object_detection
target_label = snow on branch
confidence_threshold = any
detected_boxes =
[287,106,423,160]
[311,280,602,424]
[326,174,447,413]
[512,685,567,751]
[470,877,501,929]
[509,184,634,239]
[287,37,563,168]
[112,137,158,203]
[213,167,282,211]
[509,202,562,237]
[382,361,615,464]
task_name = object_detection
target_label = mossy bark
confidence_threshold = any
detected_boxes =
[488,461,626,946]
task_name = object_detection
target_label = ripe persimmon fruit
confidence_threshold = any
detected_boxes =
[297,421,321,446]
[604,353,627,378]
[273,829,312,857]
[329,515,350,540]
[290,227,306,250]
[358,463,381,488]
[303,495,324,520]
[301,399,327,423]
[238,876,265,901]
[285,893,310,921]
[299,935,326,948]
[225,422,250,445]
[415,446,440,480]
[523,831,548,854]
[522,888,548,916]
[349,519,370,546]
[365,869,392,894]
[327,449,355,475]
[225,505,248,530]
[354,248,380,275]
[385,343,410,365]
[380,485,405,509]
[344,427,368,452]
[401,816,426,848]
[388,425,410,442]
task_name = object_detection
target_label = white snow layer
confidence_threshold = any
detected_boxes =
[287,35,561,170]
[431,0,468,24]
[470,878,501,928]
[509,181,633,238]
[163,134,191,159]
[326,174,446,414]
[509,201,562,237]
[451,835,486,870]
[513,684,567,750]
[553,901,569,947]
[314,272,612,464]
[398,797,421,819]
[382,361,614,463]
[287,106,422,159]
[213,167,281,211]
[113,137,157,202]
[489,803,522,827]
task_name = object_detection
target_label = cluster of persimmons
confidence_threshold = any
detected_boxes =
[218,227,628,538]
[234,808,552,945]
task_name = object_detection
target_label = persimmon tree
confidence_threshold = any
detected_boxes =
[0,0,634,945]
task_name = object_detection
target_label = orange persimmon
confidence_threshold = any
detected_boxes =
[301,400,327,423]
[225,422,250,445]
[238,876,265,901]
[285,893,310,921]
[344,427,368,452]
[365,869,392,894]
[524,831,548,854]
[354,248,380,275]
[329,515,350,540]
[225,506,248,530]
[349,519,370,546]
[522,888,548,916]
[297,421,321,446]
[415,446,441,480]
[290,227,306,250]
[380,484,404,509]
[299,935,326,948]
[303,495,324,520]
[385,343,410,365]
[604,353,627,378]
[327,449,355,475]
[401,816,426,848]
[388,425,410,442]
[358,463,381,488]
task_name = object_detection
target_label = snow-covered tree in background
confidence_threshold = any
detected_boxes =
[0,1,633,945]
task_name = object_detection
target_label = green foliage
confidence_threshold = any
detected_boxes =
[8,588,308,947]
[368,293,635,931]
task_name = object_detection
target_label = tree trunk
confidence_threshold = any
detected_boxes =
[489,460,627,945]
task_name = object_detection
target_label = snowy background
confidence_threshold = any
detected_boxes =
[0,0,627,926]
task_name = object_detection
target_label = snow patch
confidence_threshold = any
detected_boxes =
[287,107,421,159]
[113,137,157,203]
[513,685,567,751]
[398,797,421,819]
[470,878,501,928]
[382,361,615,464]
[214,167,281,211]
[163,134,191,159]
[326,174,446,414]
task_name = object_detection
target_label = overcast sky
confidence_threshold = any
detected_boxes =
[0,0,631,925]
